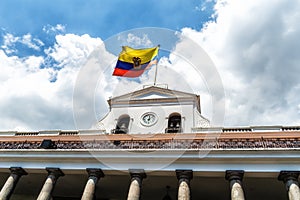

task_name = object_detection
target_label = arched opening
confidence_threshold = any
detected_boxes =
[166,113,182,133]
[113,115,130,134]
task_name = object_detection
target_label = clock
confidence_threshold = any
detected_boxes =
[141,112,157,126]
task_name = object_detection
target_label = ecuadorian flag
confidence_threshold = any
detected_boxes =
[113,46,159,77]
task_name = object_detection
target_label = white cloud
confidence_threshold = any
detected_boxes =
[196,0,214,12]
[0,33,112,131]
[42,24,66,34]
[180,0,300,126]
[46,33,117,129]
[20,34,44,51]
[45,34,103,68]
[1,33,19,54]
[117,33,153,48]
[1,33,44,53]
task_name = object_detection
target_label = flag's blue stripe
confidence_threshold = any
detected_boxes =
[115,60,150,70]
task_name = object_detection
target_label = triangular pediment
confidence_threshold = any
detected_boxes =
[107,85,201,114]
[135,92,173,99]
[110,86,198,102]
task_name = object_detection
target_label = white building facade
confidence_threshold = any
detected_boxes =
[0,86,300,199]
[97,86,209,134]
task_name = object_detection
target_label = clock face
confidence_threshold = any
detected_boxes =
[141,113,157,126]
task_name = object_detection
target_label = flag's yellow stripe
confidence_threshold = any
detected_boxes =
[118,46,159,64]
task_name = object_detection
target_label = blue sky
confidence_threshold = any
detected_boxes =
[0,0,214,72]
[1,0,300,131]
[0,0,213,39]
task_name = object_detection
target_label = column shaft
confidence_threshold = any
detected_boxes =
[176,170,193,200]
[230,180,245,200]
[0,174,18,200]
[225,170,245,200]
[81,177,97,200]
[178,180,190,200]
[81,168,104,200]
[278,172,300,200]
[127,179,140,200]
[0,167,27,200]
[126,169,146,200]
[37,175,56,200]
[37,168,64,200]
[288,180,300,200]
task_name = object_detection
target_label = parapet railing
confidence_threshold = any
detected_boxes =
[1,125,300,137]
[193,125,300,133]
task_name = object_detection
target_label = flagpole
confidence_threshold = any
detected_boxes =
[154,63,158,86]
[153,45,160,86]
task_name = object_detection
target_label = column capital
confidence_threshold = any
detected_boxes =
[129,169,147,180]
[86,168,104,179]
[278,171,300,183]
[225,170,244,181]
[9,167,28,176]
[46,167,64,178]
[176,169,193,182]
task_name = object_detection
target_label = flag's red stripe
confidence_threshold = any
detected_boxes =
[112,68,145,77]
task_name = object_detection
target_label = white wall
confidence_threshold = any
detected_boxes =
[98,103,208,134]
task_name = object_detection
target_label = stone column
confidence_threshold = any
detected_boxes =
[0,167,27,200]
[37,168,64,200]
[225,170,245,200]
[81,168,104,200]
[176,169,193,200]
[127,169,146,200]
[278,171,300,200]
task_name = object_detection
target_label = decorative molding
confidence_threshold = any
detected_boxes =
[86,168,104,179]
[129,169,147,183]
[176,169,193,182]
[1,137,300,150]
[1,149,300,173]
[278,171,300,182]
[9,167,28,176]
[225,170,244,181]
[46,167,64,178]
